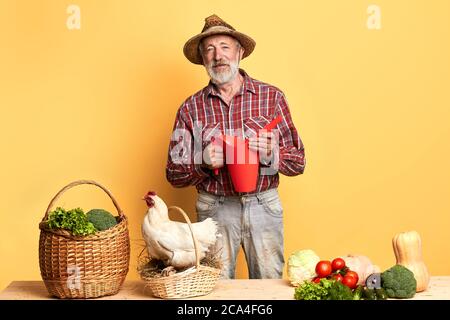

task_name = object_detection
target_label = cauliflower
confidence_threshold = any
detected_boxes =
[381,264,417,298]
[287,249,320,287]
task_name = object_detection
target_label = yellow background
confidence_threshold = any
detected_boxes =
[1,0,449,291]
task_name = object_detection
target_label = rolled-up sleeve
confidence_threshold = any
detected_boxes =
[275,92,306,176]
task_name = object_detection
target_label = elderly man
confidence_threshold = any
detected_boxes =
[166,15,305,279]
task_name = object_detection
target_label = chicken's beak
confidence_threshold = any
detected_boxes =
[142,191,156,208]
[143,197,155,208]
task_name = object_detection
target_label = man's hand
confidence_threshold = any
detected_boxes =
[202,142,224,170]
[248,131,276,164]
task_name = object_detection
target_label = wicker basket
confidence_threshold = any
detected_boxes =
[141,206,221,299]
[38,180,130,299]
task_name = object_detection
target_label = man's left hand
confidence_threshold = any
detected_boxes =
[248,131,276,164]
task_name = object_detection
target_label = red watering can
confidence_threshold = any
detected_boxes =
[213,116,282,192]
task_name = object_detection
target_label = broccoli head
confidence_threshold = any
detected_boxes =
[86,209,117,231]
[381,264,417,298]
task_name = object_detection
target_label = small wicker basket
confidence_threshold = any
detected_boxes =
[141,206,221,299]
[38,180,130,299]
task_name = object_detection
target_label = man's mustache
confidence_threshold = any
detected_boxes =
[211,61,230,67]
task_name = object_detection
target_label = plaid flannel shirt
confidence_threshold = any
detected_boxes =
[166,69,305,196]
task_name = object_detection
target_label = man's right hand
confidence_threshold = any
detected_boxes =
[202,142,224,170]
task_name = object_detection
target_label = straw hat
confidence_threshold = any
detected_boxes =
[183,14,256,65]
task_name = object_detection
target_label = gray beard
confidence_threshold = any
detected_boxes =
[206,60,240,85]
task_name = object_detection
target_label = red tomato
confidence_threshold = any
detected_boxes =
[342,275,358,289]
[331,258,346,271]
[312,277,321,284]
[315,261,332,278]
[345,270,359,283]
[332,274,344,282]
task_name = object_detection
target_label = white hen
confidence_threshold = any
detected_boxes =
[141,191,219,269]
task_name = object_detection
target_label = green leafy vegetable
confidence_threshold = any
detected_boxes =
[294,278,357,300]
[375,288,388,300]
[47,207,97,236]
[86,209,117,231]
[381,264,417,299]
[294,279,329,300]
[363,287,377,300]
[353,285,364,300]
[287,249,321,286]
[326,280,354,300]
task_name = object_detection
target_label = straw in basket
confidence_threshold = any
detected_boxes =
[140,206,221,299]
[38,180,130,299]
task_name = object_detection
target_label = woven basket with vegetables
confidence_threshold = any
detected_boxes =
[38,180,130,299]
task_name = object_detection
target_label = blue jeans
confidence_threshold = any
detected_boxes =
[196,188,284,279]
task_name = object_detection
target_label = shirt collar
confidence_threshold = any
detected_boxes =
[205,68,256,97]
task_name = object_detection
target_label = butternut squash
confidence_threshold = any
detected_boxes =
[392,231,430,292]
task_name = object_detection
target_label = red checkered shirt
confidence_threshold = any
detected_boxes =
[165,69,305,196]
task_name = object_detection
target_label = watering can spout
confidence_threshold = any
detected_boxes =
[263,115,283,131]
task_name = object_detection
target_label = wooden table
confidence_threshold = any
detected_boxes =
[1,277,449,300]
